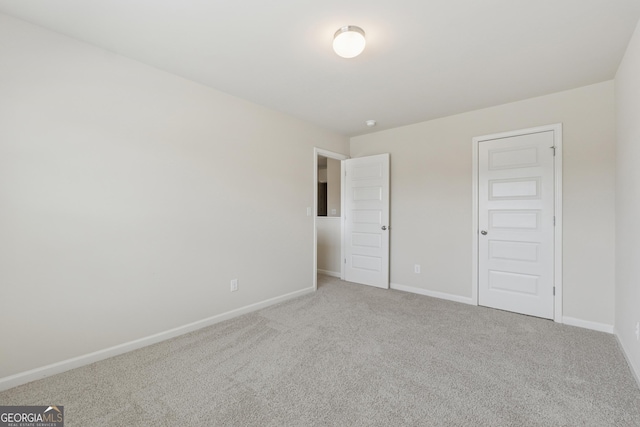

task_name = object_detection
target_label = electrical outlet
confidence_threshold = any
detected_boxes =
[635,321,640,341]
[230,279,238,292]
[414,264,421,274]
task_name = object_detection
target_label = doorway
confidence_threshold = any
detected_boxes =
[313,149,391,291]
[313,149,348,291]
[316,154,343,277]
[472,124,563,321]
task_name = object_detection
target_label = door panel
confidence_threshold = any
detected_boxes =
[489,146,539,169]
[489,270,539,294]
[489,178,540,199]
[345,153,390,289]
[489,210,540,229]
[478,131,554,319]
[489,241,539,262]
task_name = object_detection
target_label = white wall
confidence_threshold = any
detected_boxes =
[316,217,341,276]
[326,158,341,216]
[0,14,349,380]
[615,19,640,383]
[318,167,328,183]
[351,81,616,327]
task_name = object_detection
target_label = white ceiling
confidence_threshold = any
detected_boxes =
[1,1,639,136]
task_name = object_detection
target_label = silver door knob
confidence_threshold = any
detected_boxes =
[480,230,488,235]
[381,226,387,231]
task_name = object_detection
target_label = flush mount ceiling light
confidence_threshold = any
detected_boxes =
[333,26,366,58]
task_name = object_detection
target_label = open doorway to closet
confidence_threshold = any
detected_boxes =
[317,155,342,278]
[313,148,348,291]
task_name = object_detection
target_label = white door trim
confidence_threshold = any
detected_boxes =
[471,124,563,322]
[313,148,349,291]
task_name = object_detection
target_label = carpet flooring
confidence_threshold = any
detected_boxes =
[1,275,639,426]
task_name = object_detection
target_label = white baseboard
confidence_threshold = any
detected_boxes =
[391,283,475,305]
[0,286,315,392]
[317,269,341,278]
[390,284,615,334]
[614,330,640,390]
[562,316,614,334]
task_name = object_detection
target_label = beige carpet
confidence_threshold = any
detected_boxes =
[1,275,639,426]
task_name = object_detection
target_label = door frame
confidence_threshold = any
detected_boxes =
[313,148,349,291]
[471,123,563,322]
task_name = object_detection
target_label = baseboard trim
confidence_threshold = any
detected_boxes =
[390,283,475,305]
[317,269,340,278]
[614,330,640,390]
[0,286,315,392]
[562,316,614,334]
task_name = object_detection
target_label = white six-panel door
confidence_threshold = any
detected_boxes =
[478,131,555,319]
[344,154,390,289]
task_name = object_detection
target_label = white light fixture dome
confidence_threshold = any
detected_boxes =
[333,26,366,58]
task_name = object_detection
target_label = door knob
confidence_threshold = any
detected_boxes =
[480,230,488,235]
[381,226,387,231]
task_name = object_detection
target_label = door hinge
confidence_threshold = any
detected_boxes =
[553,216,556,226]
[550,146,556,156]
[553,286,556,296]
[344,258,347,264]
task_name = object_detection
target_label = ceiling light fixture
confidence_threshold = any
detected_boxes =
[365,119,377,127]
[333,26,366,58]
